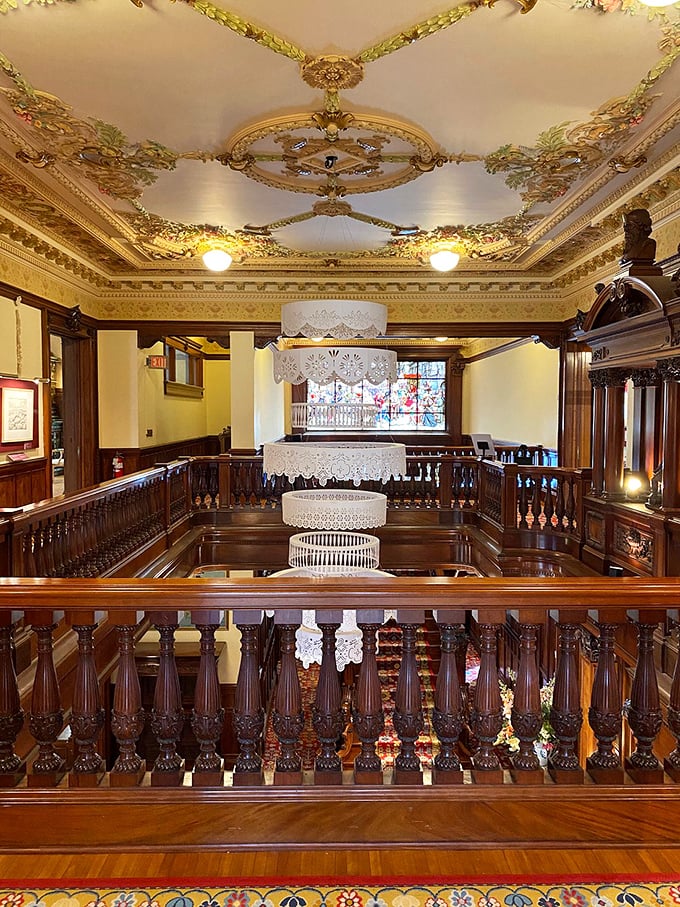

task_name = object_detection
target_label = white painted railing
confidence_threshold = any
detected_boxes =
[291,402,379,430]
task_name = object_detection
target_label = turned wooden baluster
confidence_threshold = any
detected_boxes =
[543,479,555,530]
[312,616,343,783]
[625,612,664,783]
[432,617,465,783]
[26,611,65,785]
[517,475,530,529]
[587,619,624,783]
[555,480,567,531]
[510,619,543,780]
[664,617,680,780]
[530,475,542,530]
[191,614,225,786]
[393,615,424,784]
[470,620,503,781]
[566,478,577,533]
[353,613,385,784]
[548,615,584,783]
[272,617,304,784]
[68,615,105,785]
[149,613,185,785]
[110,614,146,786]
[0,618,25,784]
[232,615,264,785]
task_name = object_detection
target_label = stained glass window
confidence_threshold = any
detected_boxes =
[307,360,446,431]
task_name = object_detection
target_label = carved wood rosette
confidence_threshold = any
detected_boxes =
[625,619,664,784]
[393,621,424,785]
[27,619,65,787]
[272,624,304,785]
[587,622,624,783]
[69,623,105,787]
[470,622,504,784]
[509,622,543,785]
[149,620,185,787]
[312,619,343,785]
[353,619,385,785]
[432,622,464,784]
[232,622,264,786]
[191,621,225,787]
[548,621,584,784]
[110,622,146,787]
[0,622,25,787]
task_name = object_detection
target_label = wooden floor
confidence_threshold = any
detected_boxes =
[2,849,680,882]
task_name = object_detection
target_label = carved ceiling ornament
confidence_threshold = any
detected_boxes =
[300,56,364,91]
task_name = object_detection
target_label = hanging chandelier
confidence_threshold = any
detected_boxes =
[272,346,397,386]
[280,299,388,340]
[263,441,406,486]
[282,489,387,530]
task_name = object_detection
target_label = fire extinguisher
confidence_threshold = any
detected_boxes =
[112,452,124,478]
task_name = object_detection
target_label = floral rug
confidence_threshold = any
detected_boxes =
[2,881,680,907]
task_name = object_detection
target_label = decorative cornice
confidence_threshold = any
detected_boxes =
[589,367,629,387]
[657,357,680,382]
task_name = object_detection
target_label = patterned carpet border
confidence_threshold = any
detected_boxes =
[2,880,680,906]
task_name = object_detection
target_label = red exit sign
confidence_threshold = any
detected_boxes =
[146,355,168,369]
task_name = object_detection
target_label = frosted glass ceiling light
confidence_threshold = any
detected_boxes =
[281,299,388,339]
[429,249,460,272]
[201,247,233,272]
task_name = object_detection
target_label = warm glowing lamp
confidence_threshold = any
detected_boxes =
[201,248,233,272]
[429,249,460,272]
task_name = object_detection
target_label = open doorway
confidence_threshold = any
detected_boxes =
[49,335,65,495]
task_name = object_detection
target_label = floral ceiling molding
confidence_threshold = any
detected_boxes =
[0,0,678,285]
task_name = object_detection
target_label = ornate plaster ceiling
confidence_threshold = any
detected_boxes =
[0,0,678,311]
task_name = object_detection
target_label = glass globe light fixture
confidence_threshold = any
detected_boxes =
[429,248,460,272]
[638,0,676,7]
[201,247,233,272]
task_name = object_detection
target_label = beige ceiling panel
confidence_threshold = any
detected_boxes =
[277,216,388,253]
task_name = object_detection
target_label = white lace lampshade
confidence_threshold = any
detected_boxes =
[281,299,388,340]
[288,531,380,573]
[263,441,406,486]
[282,489,387,529]
[272,346,397,386]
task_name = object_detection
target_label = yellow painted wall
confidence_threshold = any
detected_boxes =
[254,345,284,449]
[0,295,45,463]
[462,341,560,449]
[205,358,231,436]
[98,330,139,448]
[138,342,207,448]
[230,332,255,450]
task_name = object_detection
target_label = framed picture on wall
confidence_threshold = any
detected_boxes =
[0,379,38,450]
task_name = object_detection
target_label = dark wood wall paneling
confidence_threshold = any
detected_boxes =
[0,457,49,508]
[99,436,221,480]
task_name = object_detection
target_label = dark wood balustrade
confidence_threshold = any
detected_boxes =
[1,577,680,851]
[5,460,191,578]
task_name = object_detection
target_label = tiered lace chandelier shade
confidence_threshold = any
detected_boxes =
[281,300,388,340]
[273,346,397,386]
[288,531,380,573]
[264,441,406,486]
[282,489,387,530]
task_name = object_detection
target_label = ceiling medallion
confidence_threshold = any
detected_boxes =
[300,55,365,91]
[219,109,441,196]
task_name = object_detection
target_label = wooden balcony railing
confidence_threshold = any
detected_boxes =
[2,577,680,852]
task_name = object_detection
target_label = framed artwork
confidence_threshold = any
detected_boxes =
[0,379,39,451]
